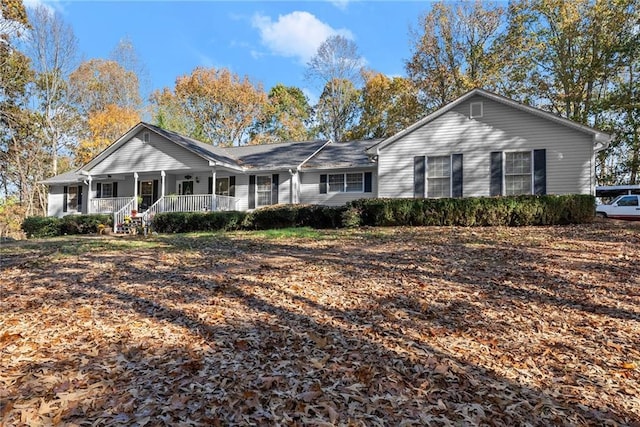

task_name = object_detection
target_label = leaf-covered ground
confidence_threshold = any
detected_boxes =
[1,221,639,426]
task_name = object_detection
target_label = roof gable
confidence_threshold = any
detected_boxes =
[366,88,611,154]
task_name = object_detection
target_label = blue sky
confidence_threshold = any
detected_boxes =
[28,0,428,102]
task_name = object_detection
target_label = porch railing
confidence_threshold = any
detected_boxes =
[113,198,135,232]
[140,194,240,223]
[91,197,133,214]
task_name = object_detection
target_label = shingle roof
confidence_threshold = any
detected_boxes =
[301,139,379,170]
[40,169,85,185]
[41,123,375,184]
[223,140,330,170]
[146,123,331,170]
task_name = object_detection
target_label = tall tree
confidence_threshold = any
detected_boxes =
[406,1,506,111]
[315,78,360,142]
[69,58,142,161]
[594,1,640,184]
[350,71,422,140]
[250,84,312,144]
[74,104,140,165]
[155,67,267,146]
[23,4,78,177]
[306,35,364,141]
[69,58,141,114]
[0,0,49,215]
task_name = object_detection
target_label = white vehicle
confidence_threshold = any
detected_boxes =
[596,194,640,221]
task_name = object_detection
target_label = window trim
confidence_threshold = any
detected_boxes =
[503,150,534,196]
[426,155,452,198]
[255,174,272,207]
[326,172,365,193]
[470,101,483,118]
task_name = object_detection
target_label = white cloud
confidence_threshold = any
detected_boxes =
[329,0,351,11]
[23,0,59,15]
[252,11,353,64]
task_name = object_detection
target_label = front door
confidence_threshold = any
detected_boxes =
[178,180,194,195]
[140,180,154,210]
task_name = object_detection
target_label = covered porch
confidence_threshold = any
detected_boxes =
[84,169,239,232]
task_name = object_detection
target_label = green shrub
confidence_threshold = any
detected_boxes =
[152,211,248,233]
[60,214,113,235]
[243,205,299,230]
[345,195,594,227]
[21,216,62,238]
[295,205,345,229]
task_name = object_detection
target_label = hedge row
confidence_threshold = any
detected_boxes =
[151,195,594,232]
[151,204,344,233]
[21,214,113,238]
[345,195,596,227]
[22,195,595,237]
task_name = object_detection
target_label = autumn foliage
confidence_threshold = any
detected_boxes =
[1,222,639,424]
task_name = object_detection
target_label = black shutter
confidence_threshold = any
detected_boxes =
[414,156,425,198]
[208,177,213,194]
[113,182,118,197]
[248,175,256,209]
[490,151,503,196]
[152,180,159,202]
[320,174,327,194]
[96,183,102,198]
[229,176,236,197]
[78,186,83,209]
[364,172,372,193]
[533,149,547,195]
[63,186,68,212]
[271,174,279,205]
[452,154,463,198]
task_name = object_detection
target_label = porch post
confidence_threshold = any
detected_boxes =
[160,170,166,212]
[211,167,217,211]
[133,172,139,211]
[87,175,92,213]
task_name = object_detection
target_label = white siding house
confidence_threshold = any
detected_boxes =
[368,90,609,199]
[42,89,610,222]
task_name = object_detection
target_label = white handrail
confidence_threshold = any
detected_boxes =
[113,198,135,232]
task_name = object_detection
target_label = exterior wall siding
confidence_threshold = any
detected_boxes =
[89,130,210,175]
[377,95,594,198]
[299,168,377,206]
[47,185,65,217]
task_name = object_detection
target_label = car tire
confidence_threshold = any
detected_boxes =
[596,212,607,218]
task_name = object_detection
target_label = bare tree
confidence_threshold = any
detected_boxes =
[24,5,78,176]
[306,35,364,141]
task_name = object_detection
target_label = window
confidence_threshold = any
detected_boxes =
[328,173,364,193]
[504,151,532,195]
[427,156,451,198]
[256,175,272,206]
[617,196,639,207]
[470,102,483,118]
[142,132,150,143]
[100,183,113,198]
[328,174,344,192]
[216,177,229,196]
[345,173,364,192]
[68,186,78,211]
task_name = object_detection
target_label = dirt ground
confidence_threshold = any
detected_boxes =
[1,221,639,426]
